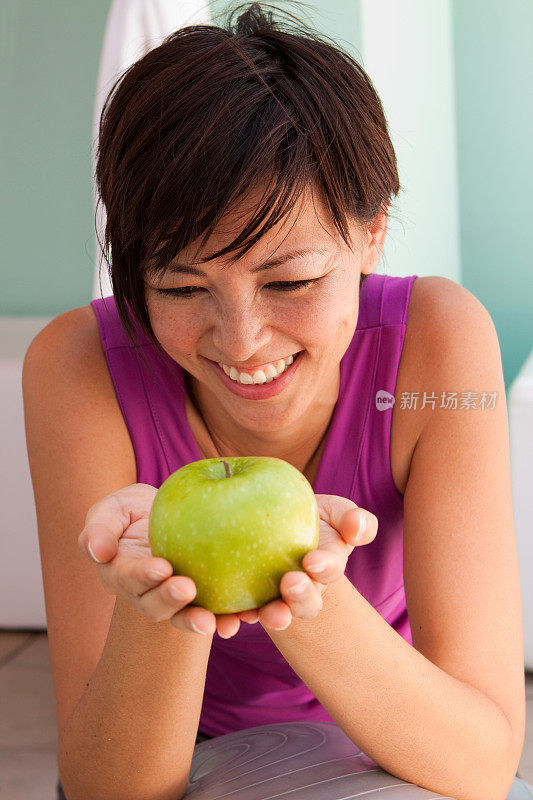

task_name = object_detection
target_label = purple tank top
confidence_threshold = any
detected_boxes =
[90,272,418,738]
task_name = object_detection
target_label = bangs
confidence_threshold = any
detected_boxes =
[141,108,352,282]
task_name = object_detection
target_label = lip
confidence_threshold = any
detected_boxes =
[203,351,304,399]
[218,354,297,373]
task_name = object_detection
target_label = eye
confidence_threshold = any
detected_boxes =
[154,279,317,298]
[268,280,316,291]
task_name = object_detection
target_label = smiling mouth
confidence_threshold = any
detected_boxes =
[212,350,303,385]
[216,350,302,371]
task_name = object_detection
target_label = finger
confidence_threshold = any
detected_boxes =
[78,483,158,563]
[319,496,378,548]
[237,609,260,624]
[280,572,322,620]
[141,576,240,638]
[170,605,218,636]
[215,614,242,639]
[136,573,199,623]
[315,494,359,543]
[302,512,376,584]
[258,597,293,632]
[302,551,345,583]
[352,509,378,546]
[98,552,178,600]
[78,521,119,564]
[316,495,374,547]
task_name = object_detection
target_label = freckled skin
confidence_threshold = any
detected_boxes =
[148,456,320,614]
[143,185,387,470]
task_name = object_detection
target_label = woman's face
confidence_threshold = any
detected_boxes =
[143,188,386,435]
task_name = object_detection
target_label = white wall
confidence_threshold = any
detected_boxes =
[360,0,460,281]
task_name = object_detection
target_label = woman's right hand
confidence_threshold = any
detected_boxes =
[77,483,259,639]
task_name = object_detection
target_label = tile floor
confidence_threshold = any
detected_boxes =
[0,630,532,798]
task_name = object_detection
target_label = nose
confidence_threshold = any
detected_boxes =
[211,295,271,364]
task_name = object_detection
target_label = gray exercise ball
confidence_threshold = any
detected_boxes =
[185,720,452,798]
[185,720,532,799]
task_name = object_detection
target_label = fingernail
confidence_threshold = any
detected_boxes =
[273,621,291,631]
[88,541,102,563]
[306,562,326,575]
[288,580,307,595]
[356,514,367,540]
[191,623,207,635]
[168,583,188,600]
[148,568,169,580]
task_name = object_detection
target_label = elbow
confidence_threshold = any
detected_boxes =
[489,719,525,800]
[58,767,190,800]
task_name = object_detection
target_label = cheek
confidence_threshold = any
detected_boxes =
[148,304,199,354]
[294,295,354,337]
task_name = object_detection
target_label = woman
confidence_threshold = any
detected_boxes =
[22,3,527,798]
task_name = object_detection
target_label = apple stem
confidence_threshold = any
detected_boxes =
[220,459,232,478]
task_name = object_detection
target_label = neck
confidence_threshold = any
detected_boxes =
[184,369,338,477]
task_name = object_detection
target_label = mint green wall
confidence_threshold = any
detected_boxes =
[452,0,533,387]
[208,0,362,54]
[0,1,110,315]
[0,0,361,319]
[1,1,531,387]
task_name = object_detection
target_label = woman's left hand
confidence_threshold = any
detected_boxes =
[238,495,378,632]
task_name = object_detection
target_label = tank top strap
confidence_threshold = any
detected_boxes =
[380,273,417,327]
[90,296,201,487]
[348,272,418,512]
[356,273,415,331]
[90,296,148,349]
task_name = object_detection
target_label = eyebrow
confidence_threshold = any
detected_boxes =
[164,247,330,276]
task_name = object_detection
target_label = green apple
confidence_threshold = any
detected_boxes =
[148,456,320,614]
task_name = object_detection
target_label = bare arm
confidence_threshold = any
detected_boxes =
[58,597,212,800]
[22,308,212,800]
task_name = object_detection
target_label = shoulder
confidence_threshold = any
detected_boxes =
[23,302,129,433]
[24,304,109,384]
[406,276,502,389]
[23,304,135,478]
[393,276,502,477]
[25,304,102,362]
[408,275,496,338]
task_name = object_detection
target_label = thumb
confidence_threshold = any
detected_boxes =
[78,522,119,564]
[317,494,376,546]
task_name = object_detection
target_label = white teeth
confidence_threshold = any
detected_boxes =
[218,353,299,385]
[263,363,278,379]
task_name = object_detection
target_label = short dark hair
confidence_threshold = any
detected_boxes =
[94,1,401,354]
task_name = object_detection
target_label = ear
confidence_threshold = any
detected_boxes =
[361,203,389,276]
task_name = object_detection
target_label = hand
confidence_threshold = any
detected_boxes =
[76,482,290,640]
[78,485,376,640]
[252,494,378,633]
[185,494,377,637]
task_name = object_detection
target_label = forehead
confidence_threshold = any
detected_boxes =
[177,183,356,268]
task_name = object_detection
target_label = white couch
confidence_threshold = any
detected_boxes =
[509,347,533,670]
[0,316,54,629]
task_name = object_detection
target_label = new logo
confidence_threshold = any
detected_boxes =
[375,390,395,411]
